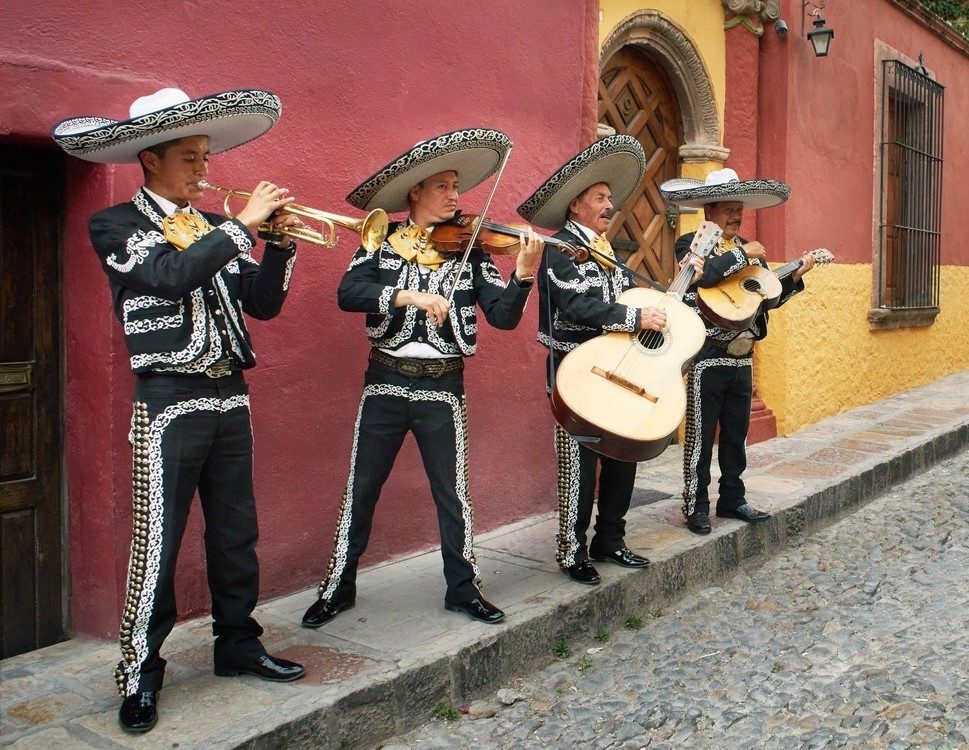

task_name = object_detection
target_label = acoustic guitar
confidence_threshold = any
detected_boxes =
[550,222,723,463]
[697,248,834,331]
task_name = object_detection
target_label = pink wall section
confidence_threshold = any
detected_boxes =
[756,0,969,267]
[1,0,598,637]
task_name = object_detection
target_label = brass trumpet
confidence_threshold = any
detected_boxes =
[199,180,388,252]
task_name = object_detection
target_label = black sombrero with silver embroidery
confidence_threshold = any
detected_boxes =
[346,128,512,213]
[51,87,281,164]
[516,135,646,229]
[659,168,790,209]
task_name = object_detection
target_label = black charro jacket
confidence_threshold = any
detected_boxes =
[536,221,640,354]
[88,188,296,374]
[337,221,532,357]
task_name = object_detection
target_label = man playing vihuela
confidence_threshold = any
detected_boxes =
[660,168,815,536]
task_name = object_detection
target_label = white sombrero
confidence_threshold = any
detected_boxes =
[516,135,646,229]
[346,128,512,213]
[660,168,790,209]
[51,87,281,164]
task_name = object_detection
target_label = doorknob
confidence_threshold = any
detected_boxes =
[0,362,32,394]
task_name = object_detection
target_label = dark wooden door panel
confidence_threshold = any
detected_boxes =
[599,48,681,285]
[0,144,65,658]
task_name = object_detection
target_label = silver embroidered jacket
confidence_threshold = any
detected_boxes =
[675,232,803,354]
[337,222,532,356]
[537,223,640,353]
[88,188,297,374]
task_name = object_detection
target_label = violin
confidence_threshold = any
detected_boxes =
[431,213,589,262]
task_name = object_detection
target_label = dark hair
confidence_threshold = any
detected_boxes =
[137,140,178,178]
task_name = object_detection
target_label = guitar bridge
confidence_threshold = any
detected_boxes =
[591,366,659,403]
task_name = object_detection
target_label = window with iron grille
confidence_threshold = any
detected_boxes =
[875,60,944,324]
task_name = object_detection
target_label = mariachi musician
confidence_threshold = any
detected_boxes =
[52,87,305,734]
[517,135,704,586]
[660,168,815,535]
[301,129,543,628]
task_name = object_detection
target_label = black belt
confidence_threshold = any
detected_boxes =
[140,359,241,380]
[369,348,463,378]
[704,335,754,357]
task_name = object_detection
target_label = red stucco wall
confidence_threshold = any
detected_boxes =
[1,0,598,637]
[758,0,969,267]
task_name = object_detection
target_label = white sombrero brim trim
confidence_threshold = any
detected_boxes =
[346,128,512,213]
[516,135,646,229]
[51,89,281,164]
[660,178,790,209]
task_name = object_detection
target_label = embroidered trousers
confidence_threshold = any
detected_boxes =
[116,372,264,697]
[681,351,753,517]
[317,360,480,606]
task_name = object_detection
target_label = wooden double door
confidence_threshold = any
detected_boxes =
[599,47,682,285]
[0,145,65,658]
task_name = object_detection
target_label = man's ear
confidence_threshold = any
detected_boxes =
[139,149,159,176]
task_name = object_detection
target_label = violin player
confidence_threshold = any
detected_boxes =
[51,87,306,734]
[301,129,543,628]
[660,168,815,535]
[517,135,704,586]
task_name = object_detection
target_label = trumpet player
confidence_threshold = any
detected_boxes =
[52,87,305,734]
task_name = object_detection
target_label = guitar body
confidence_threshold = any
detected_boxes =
[696,265,783,331]
[551,288,707,462]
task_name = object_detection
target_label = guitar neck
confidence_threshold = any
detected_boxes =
[773,258,803,281]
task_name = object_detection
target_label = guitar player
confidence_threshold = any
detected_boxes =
[517,136,705,585]
[661,169,816,535]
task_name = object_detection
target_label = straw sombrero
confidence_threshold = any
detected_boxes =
[660,168,790,209]
[346,128,512,213]
[516,135,646,229]
[51,87,281,164]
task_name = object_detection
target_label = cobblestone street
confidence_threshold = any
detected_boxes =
[385,451,969,750]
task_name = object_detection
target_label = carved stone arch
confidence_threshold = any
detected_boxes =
[601,10,729,164]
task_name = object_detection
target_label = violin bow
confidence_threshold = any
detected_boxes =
[443,144,514,305]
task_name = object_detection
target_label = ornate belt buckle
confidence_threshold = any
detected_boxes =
[206,360,232,378]
[398,360,421,378]
[726,335,754,357]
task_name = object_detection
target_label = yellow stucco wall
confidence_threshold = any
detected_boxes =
[599,0,727,126]
[755,264,969,435]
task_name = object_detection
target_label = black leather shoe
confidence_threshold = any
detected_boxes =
[214,653,305,681]
[118,691,158,733]
[591,547,650,568]
[565,560,601,585]
[301,597,354,628]
[716,503,771,522]
[687,511,712,535]
[445,597,505,624]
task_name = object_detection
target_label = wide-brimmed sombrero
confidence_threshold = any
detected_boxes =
[660,168,790,209]
[516,135,646,229]
[346,128,512,213]
[51,87,281,164]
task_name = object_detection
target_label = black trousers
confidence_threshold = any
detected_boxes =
[317,359,480,606]
[554,425,637,567]
[115,372,264,697]
[681,352,753,517]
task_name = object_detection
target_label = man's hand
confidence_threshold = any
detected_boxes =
[741,240,767,261]
[680,254,705,283]
[396,290,451,327]
[792,251,816,281]
[515,227,544,281]
[639,306,667,332]
[235,181,296,233]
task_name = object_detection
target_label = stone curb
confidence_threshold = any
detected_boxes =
[234,421,968,749]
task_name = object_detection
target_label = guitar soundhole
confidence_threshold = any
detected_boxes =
[741,278,761,293]
[637,330,666,351]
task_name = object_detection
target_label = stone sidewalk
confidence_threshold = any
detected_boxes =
[2,371,967,750]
